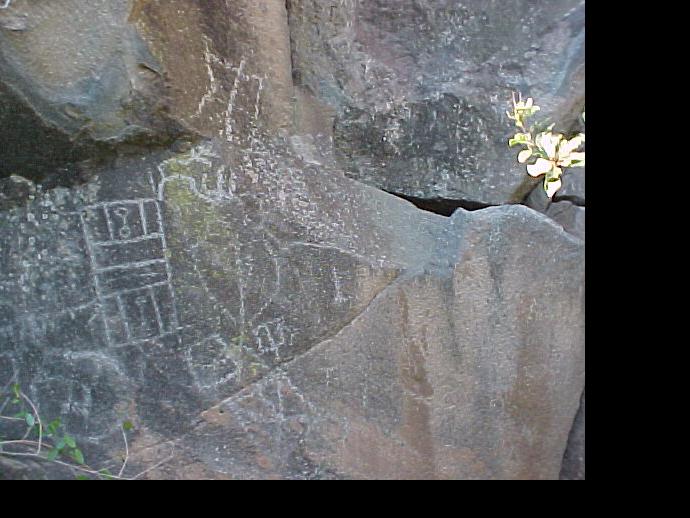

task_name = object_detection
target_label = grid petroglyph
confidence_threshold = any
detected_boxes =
[80,198,179,347]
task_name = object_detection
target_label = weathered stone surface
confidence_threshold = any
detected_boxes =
[287,0,585,204]
[555,167,585,205]
[0,149,585,479]
[0,0,293,182]
[169,205,584,480]
[525,186,585,240]
[545,201,585,240]
[1,0,584,479]
[560,389,585,480]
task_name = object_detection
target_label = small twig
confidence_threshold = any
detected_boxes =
[117,426,129,478]
[0,439,39,447]
[2,380,174,480]
[1,449,124,479]
[0,1,11,10]
[1,438,176,481]
[19,391,43,455]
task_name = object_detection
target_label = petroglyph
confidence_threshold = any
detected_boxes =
[0,0,587,480]
[80,198,179,347]
[253,318,293,362]
[186,335,238,391]
[220,57,267,145]
[156,145,238,205]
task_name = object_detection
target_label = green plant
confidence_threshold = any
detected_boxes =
[0,381,173,480]
[508,92,585,198]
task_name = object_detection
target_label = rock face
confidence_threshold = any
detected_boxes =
[560,390,585,480]
[287,0,585,204]
[1,0,584,479]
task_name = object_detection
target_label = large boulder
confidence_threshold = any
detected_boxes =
[0,0,293,182]
[1,0,584,479]
[0,149,585,479]
[287,0,585,205]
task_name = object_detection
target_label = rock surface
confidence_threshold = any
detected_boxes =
[287,0,585,204]
[1,0,584,480]
[524,182,585,240]
[560,390,585,480]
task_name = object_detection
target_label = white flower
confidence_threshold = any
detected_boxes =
[527,158,555,177]
[535,132,563,160]
[544,176,562,199]
[518,149,533,163]
[526,131,585,197]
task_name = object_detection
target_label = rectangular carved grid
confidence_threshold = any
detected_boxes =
[80,199,179,346]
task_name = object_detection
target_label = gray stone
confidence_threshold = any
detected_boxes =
[525,186,585,240]
[554,167,585,205]
[0,0,293,182]
[545,201,585,240]
[287,0,585,204]
[1,0,584,479]
[0,148,585,479]
[560,389,585,480]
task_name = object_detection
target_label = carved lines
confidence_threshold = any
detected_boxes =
[222,57,266,145]
[155,149,238,205]
[81,198,179,347]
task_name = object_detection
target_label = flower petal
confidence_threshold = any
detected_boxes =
[544,177,562,198]
[527,158,553,177]
[568,153,585,167]
[536,132,561,159]
[518,149,532,163]
[559,135,584,156]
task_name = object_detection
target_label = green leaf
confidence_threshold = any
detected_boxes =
[71,448,85,465]
[46,448,60,461]
[47,419,60,436]
[25,414,35,427]
[122,421,134,432]
[11,383,20,399]
[55,438,67,450]
[509,132,531,146]
[99,468,115,480]
[75,474,90,480]
[64,435,76,449]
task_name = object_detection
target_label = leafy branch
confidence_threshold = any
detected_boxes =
[1,382,174,480]
[507,92,585,198]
